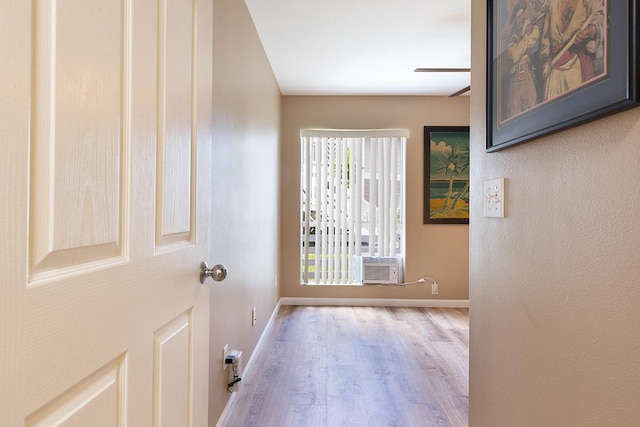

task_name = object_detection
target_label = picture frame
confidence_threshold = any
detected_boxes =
[487,1,640,151]
[424,126,470,224]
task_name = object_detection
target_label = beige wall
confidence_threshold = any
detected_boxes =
[210,0,281,422]
[280,96,470,300]
[469,1,640,425]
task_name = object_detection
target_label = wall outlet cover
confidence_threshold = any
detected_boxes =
[484,178,505,218]
[222,344,228,371]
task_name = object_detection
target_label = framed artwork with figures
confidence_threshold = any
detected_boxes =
[487,0,640,151]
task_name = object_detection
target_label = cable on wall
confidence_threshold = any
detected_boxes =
[399,276,437,286]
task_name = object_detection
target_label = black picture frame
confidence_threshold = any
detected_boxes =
[487,1,640,151]
[424,126,470,225]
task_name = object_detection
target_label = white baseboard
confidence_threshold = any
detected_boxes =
[279,297,469,308]
[215,299,282,427]
[215,390,237,427]
[241,299,282,378]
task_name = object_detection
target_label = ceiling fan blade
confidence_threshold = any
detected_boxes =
[414,68,470,72]
[449,85,471,97]
[413,68,471,96]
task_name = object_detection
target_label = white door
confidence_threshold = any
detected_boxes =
[0,0,213,425]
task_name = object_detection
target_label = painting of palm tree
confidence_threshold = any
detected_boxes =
[424,126,470,224]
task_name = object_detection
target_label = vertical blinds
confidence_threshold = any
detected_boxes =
[300,129,408,285]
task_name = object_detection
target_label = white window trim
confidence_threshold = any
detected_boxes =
[300,128,408,285]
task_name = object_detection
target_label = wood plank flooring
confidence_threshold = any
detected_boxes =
[222,306,469,427]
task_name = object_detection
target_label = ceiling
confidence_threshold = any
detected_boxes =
[244,0,471,96]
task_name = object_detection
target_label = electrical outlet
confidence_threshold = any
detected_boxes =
[251,307,257,326]
[432,283,439,295]
[222,344,228,371]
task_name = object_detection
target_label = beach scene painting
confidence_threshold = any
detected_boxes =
[424,126,470,224]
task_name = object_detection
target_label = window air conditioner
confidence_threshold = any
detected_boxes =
[352,256,402,285]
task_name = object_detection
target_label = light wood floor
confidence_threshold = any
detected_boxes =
[222,305,469,427]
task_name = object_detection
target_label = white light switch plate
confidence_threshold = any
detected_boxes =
[484,178,505,218]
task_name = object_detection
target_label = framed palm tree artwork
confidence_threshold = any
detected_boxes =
[424,126,470,224]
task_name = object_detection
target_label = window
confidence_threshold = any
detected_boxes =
[300,129,408,285]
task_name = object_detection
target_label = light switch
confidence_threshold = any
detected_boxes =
[484,178,505,218]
